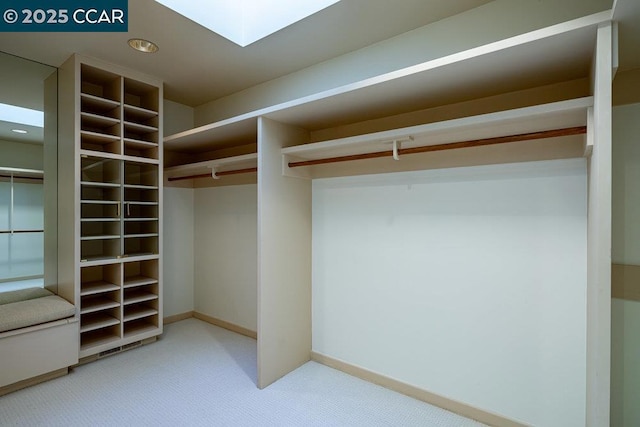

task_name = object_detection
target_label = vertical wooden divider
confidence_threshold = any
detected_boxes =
[586,22,613,427]
[257,117,312,389]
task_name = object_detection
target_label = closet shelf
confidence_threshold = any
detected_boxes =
[80,312,120,333]
[81,92,119,110]
[81,200,121,205]
[124,138,158,149]
[81,112,120,128]
[124,276,158,289]
[124,121,157,133]
[81,180,120,188]
[165,152,257,181]
[81,297,120,314]
[121,154,159,165]
[123,321,158,338]
[80,150,121,161]
[121,253,159,261]
[121,253,159,263]
[163,12,607,155]
[81,218,120,222]
[80,234,121,241]
[80,280,120,296]
[81,130,120,145]
[123,184,159,190]
[124,201,158,206]
[124,290,158,305]
[124,104,158,120]
[124,306,158,322]
[124,233,159,238]
[80,256,121,266]
[281,97,592,170]
[80,331,121,354]
[124,218,159,222]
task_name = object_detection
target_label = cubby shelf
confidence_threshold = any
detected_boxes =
[124,276,158,289]
[123,306,158,322]
[124,290,158,305]
[81,93,120,111]
[80,312,120,333]
[80,331,121,354]
[124,104,158,120]
[81,112,120,128]
[80,280,120,296]
[81,130,120,145]
[81,297,120,314]
[80,181,120,188]
[81,200,120,205]
[124,121,157,133]
[124,138,158,149]
[123,321,158,338]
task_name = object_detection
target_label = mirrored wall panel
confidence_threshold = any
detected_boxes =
[0,52,57,293]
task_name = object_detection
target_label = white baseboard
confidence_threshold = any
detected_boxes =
[164,311,195,325]
[193,312,257,339]
[311,351,529,427]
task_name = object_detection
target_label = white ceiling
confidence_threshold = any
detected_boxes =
[0,0,493,107]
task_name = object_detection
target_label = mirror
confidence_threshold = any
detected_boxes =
[0,52,57,293]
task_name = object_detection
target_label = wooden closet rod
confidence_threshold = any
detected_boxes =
[167,167,258,182]
[288,126,587,168]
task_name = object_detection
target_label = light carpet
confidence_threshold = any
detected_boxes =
[0,318,486,426]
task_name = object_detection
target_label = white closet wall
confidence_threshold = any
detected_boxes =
[194,184,257,331]
[312,159,588,426]
[163,187,195,318]
[162,99,196,318]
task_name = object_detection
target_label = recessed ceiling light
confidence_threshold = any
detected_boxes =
[11,129,28,134]
[128,38,159,53]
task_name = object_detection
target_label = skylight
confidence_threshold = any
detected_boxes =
[0,103,43,128]
[155,0,341,47]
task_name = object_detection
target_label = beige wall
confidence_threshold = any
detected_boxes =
[614,68,640,106]
[0,140,43,170]
[194,184,257,331]
[162,99,196,317]
[163,187,195,317]
[611,99,640,427]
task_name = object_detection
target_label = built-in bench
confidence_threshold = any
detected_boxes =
[0,287,79,395]
[0,287,76,332]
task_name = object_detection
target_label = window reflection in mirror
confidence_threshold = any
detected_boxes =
[0,52,57,294]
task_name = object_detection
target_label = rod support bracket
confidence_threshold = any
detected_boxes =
[392,140,401,160]
[209,166,220,179]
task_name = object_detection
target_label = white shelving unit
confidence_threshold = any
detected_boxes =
[59,55,163,360]
[162,11,613,426]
